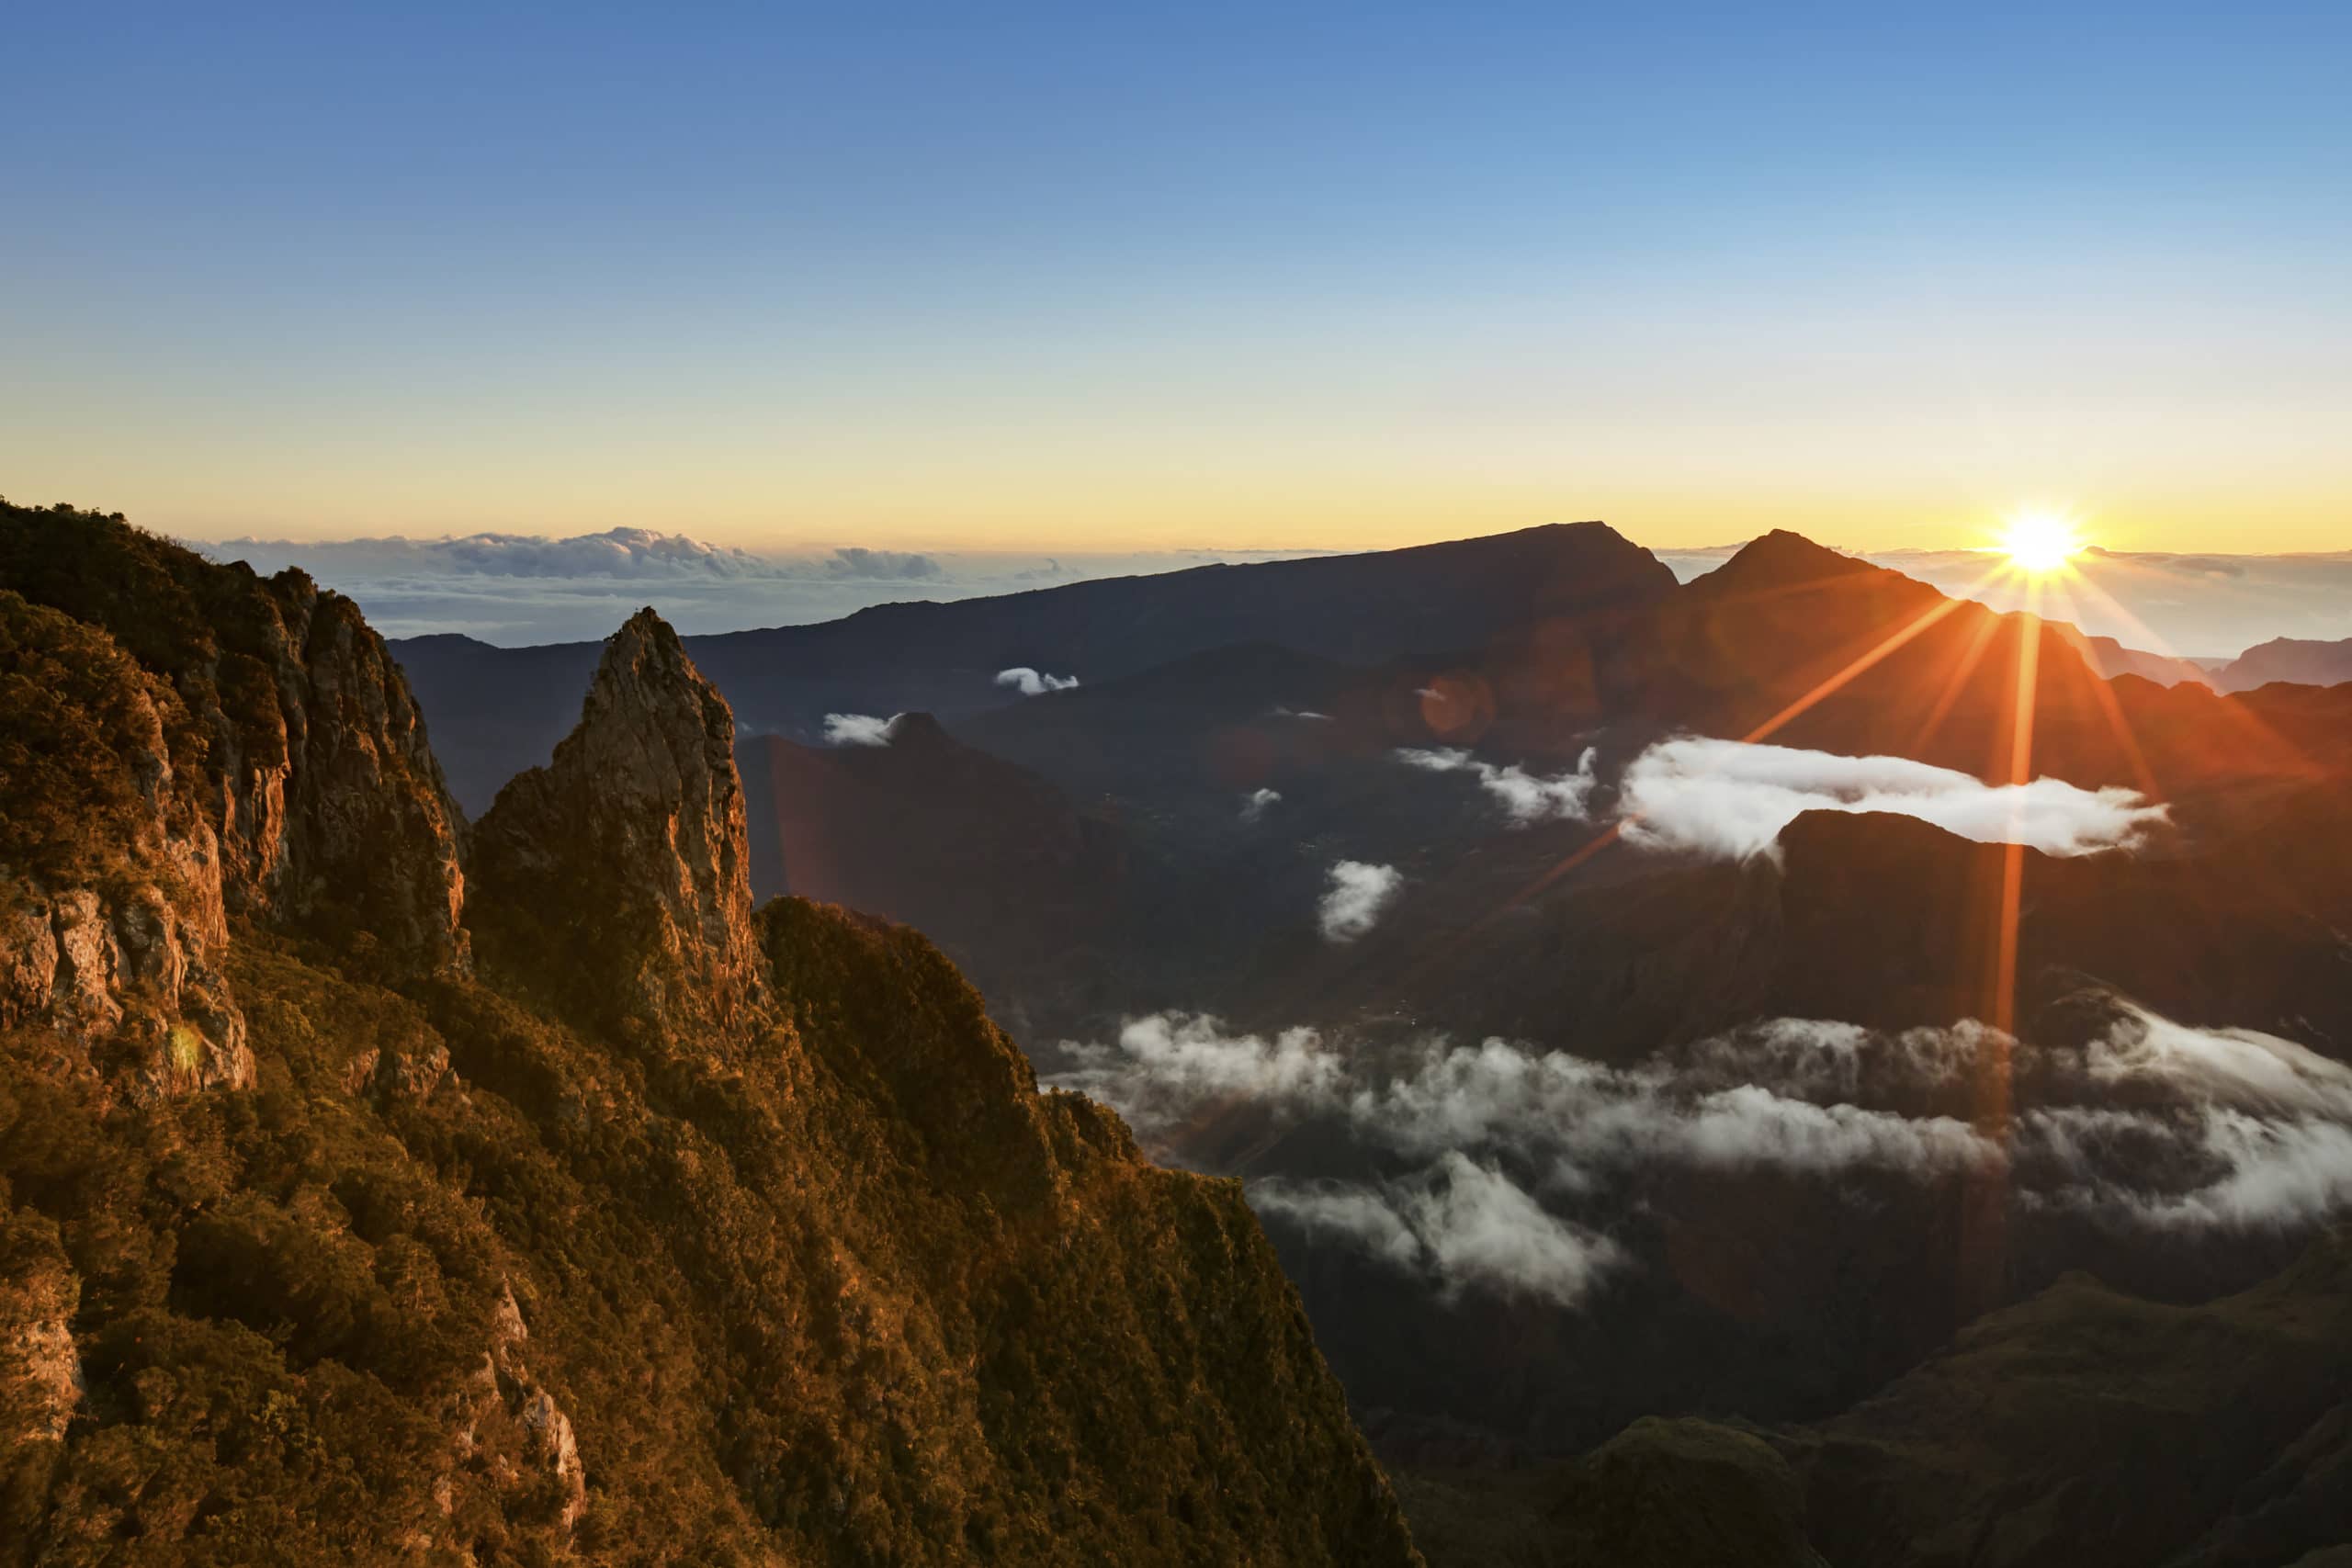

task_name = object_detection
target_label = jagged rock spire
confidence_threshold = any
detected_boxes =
[469,608,765,1040]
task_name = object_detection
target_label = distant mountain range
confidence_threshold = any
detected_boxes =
[2083,629,2352,692]
[392,519,1673,814]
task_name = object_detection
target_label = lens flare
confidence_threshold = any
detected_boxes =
[1997,512,2081,574]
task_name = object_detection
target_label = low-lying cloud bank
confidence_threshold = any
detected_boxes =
[822,712,903,747]
[994,666,1080,696]
[1318,861,1402,942]
[1049,1003,2352,1306]
[1617,738,2168,862]
[1396,746,1599,827]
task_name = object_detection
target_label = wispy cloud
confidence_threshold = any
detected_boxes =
[1239,787,1282,822]
[821,712,903,747]
[1617,737,2168,861]
[1318,861,1402,942]
[1396,745,1600,827]
[994,665,1080,696]
[1254,1156,1622,1307]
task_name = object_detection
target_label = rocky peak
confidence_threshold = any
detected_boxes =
[1702,529,1880,593]
[470,608,766,1040]
[266,588,471,971]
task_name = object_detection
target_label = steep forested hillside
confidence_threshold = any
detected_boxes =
[0,502,1419,1566]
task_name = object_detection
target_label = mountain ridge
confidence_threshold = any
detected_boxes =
[0,501,1422,1566]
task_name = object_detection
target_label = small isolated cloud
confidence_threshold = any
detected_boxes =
[1617,737,2168,862]
[1319,861,1402,942]
[822,712,903,747]
[1239,787,1283,823]
[824,547,941,581]
[1397,746,1600,827]
[1272,705,1333,721]
[994,666,1080,696]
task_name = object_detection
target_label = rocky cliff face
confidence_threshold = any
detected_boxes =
[0,589,251,1103]
[0,502,469,976]
[0,506,1419,1566]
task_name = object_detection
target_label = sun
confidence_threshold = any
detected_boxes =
[1996,512,2082,574]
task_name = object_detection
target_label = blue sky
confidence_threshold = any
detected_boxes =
[6,2,2348,552]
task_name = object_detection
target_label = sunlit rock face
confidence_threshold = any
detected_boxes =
[3,507,471,971]
[231,585,471,974]
[0,591,249,1102]
[0,1218,83,1450]
[0,510,479,1102]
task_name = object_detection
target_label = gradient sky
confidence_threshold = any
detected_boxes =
[6,3,2348,555]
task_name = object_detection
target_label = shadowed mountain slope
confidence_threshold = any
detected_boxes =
[1403,1230,2352,1568]
[392,521,1678,813]
[2214,636,2352,694]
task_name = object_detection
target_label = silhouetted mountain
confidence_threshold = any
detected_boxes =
[2213,635,2352,693]
[2081,632,2213,686]
[392,521,1678,813]
[0,502,1421,1565]
[1407,1227,2352,1568]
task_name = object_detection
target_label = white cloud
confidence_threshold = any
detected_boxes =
[1396,745,1600,827]
[824,546,942,581]
[822,712,903,747]
[1255,1156,1622,1306]
[1049,1013,1342,1134]
[1051,1000,2352,1305]
[1318,860,1402,942]
[1239,787,1282,822]
[994,665,1081,696]
[1616,737,2168,862]
[1272,705,1333,721]
[1245,1182,1427,1270]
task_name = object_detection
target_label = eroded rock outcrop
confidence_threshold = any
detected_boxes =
[470,607,767,1040]
[220,585,470,972]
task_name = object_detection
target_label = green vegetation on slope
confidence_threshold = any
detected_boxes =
[0,504,1420,1566]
